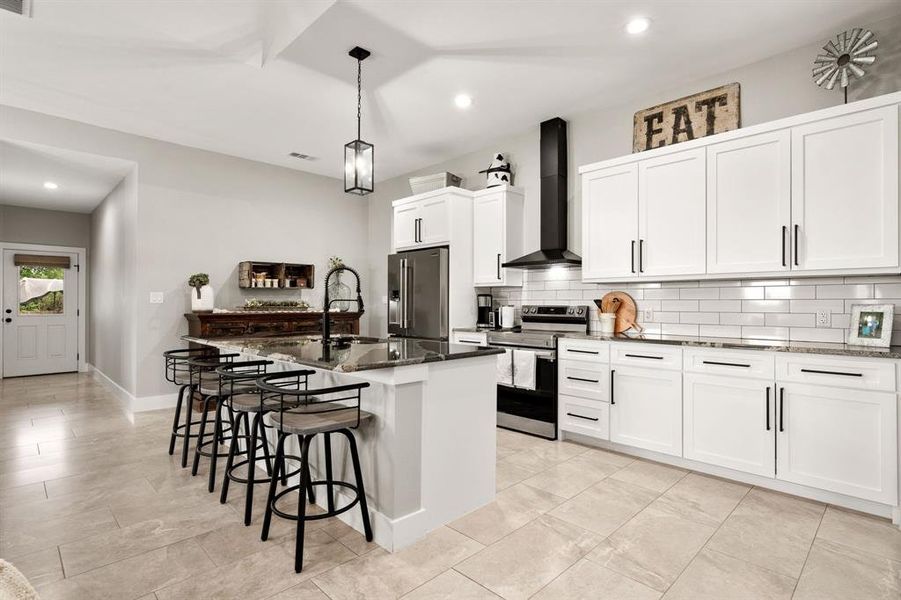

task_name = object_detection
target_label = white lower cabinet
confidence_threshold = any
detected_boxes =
[683,373,775,477]
[610,366,682,457]
[560,395,609,440]
[776,383,898,505]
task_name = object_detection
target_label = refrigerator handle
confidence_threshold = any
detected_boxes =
[403,258,412,329]
[399,258,407,329]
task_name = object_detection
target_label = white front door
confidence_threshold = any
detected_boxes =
[2,250,79,377]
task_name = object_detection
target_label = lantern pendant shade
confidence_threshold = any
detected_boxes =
[345,139,373,194]
[345,46,374,195]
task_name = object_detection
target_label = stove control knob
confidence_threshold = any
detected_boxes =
[567,307,574,314]
[577,307,584,315]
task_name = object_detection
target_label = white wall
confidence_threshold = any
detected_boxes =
[90,171,138,393]
[0,106,371,402]
[367,12,901,337]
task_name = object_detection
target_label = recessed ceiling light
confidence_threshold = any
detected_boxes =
[454,93,473,109]
[626,17,650,35]
[43,181,58,190]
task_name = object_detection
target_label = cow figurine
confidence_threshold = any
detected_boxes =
[479,153,513,188]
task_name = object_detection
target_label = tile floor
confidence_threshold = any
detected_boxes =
[1,373,900,599]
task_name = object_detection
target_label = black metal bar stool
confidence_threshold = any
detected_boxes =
[217,364,316,525]
[163,347,217,467]
[257,373,374,573]
[187,354,242,491]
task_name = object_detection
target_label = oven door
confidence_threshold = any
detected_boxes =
[494,345,558,440]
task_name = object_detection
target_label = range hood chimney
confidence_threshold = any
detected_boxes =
[502,117,581,269]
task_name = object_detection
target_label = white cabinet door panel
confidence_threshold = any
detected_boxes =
[791,106,899,271]
[610,366,682,456]
[684,374,775,477]
[707,130,791,274]
[560,395,610,440]
[582,165,639,280]
[638,148,706,277]
[419,196,450,246]
[393,204,419,250]
[473,193,503,285]
[776,383,897,504]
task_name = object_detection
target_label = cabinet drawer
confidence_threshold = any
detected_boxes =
[452,332,487,346]
[559,362,609,401]
[611,343,682,370]
[558,339,609,363]
[560,395,609,440]
[775,354,896,392]
[684,348,775,379]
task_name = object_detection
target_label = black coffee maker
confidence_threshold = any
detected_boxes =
[477,294,493,328]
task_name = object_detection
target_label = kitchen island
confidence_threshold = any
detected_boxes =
[184,333,503,551]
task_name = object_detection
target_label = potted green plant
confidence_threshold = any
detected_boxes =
[188,273,214,312]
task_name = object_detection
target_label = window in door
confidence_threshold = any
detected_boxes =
[18,265,65,315]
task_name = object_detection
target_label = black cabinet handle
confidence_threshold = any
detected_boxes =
[765,386,771,431]
[631,240,636,273]
[639,239,645,272]
[567,412,599,422]
[800,368,862,378]
[703,360,750,368]
[566,376,599,383]
[781,225,787,267]
[610,369,615,405]
[625,353,663,360]
[793,224,799,266]
[567,349,599,355]
[497,254,502,280]
[779,387,785,432]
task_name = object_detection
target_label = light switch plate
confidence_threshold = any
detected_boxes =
[149,292,164,304]
[816,309,831,327]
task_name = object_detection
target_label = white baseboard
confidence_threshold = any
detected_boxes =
[87,364,177,415]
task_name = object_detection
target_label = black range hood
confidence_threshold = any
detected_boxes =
[502,117,582,270]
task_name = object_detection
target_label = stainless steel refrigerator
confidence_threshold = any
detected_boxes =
[388,247,449,340]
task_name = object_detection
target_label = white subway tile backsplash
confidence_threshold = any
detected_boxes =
[875,283,901,298]
[654,312,681,324]
[765,313,816,327]
[789,277,844,286]
[661,323,700,336]
[816,284,874,299]
[789,327,845,343]
[721,313,765,326]
[699,299,742,312]
[699,279,742,287]
[680,312,719,324]
[832,313,851,329]
[661,300,699,312]
[741,279,788,287]
[741,326,790,340]
[679,288,719,300]
[789,299,845,313]
[644,288,680,300]
[699,325,742,338]
[765,286,816,300]
[742,300,790,313]
[720,287,764,300]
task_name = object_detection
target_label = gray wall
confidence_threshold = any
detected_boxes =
[367,12,901,337]
[0,204,91,249]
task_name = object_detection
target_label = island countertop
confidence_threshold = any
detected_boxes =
[183,334,504,372]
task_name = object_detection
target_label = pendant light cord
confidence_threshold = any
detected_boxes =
[356,57,362,140]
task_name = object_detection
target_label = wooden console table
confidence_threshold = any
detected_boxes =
[184,311,361,338]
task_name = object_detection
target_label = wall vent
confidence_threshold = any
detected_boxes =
[288,152,314,160]
[0,0,32,16]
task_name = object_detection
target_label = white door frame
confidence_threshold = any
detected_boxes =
[0,241,87,379]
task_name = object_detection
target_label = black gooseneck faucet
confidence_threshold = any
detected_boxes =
[322,266,364,344]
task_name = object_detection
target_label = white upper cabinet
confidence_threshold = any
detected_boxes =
[472,186,524,287]
[791,105,899,272]
[393,203,420,250]
[707,130,791,275]
[638,148,707,277]
[581,164,639,280]
[392,188,461,251]
[418,195,451,246]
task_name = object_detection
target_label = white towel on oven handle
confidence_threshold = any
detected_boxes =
[496,348,513,386]
[512,349,537,391]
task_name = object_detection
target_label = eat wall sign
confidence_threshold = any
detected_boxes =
[633,83,741,152]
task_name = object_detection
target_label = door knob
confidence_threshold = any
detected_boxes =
[4,318,11,323]
[4,308,10,314]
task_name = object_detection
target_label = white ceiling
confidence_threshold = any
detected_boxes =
[0,139,134,212]
[1,1,898,182]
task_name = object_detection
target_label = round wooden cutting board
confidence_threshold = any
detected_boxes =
[595,291,641,334]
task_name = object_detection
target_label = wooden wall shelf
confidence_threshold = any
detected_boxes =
[238,261,315,290]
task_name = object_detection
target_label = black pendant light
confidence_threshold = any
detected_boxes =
[345,46,374,195]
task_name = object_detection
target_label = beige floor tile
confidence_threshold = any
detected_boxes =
[500,449,554,473]
[108,485,212,528]
[526,440,589,463]
[319,519,377,557]
[793,538,901,600]
[268,580,331,599]
[69,538,215,600]
[195,516,297,567]
[6,547,64,588]
[549,478,659,537]
[608,460,688,493]
[34,577,98,600]
[652,473,749,527]
[815,506,901,562]
[1,505,119,558]
[449,482,565,545]
[522,453,622,499]
[0,481,46,508]
[494,445,518,461]
[156,532,353,600]
[494,460,535,491]
[586,504,716,591]
[662,549,795,600]
[496,429,546,452]
[312,526,483,600]
[578,447,635,468]
[2,478,156,525]
[402,570,500,599]
[456,514,602,600]
[532,558,660,600]
[43,461,153,498]
[706,488,824,578]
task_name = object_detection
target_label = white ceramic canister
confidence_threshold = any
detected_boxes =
[599,313,616,335]
[500,305,516,329]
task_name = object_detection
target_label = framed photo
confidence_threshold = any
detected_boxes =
[848,304,894,347]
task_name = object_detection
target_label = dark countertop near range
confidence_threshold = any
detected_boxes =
[453,328,901,360]
[183,334,504,372]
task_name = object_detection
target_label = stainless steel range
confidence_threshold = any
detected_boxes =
[489,304,590,439]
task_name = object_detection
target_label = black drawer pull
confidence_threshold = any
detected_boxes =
[625,353,663,360]
[567,349,599,355]
[566,412,599,422]
[566,376,599,383]
[800,368,862,378]
[703,360,751,368]
[765,386,771,431]
[610,369,615,405]
[458,339,482,345]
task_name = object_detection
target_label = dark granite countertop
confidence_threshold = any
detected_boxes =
[453,328,901,359]
[183,334,504,372]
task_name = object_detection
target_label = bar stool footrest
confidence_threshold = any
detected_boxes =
[270,480,361,522]
[226,454,302,486]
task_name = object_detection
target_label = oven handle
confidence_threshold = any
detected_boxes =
[487,345,556,361]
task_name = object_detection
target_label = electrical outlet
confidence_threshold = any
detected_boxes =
[149,292,164,304]
[816,309,831,327]
[643,307,654,322]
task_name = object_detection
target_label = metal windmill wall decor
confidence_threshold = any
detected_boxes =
[812,28,878,104]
